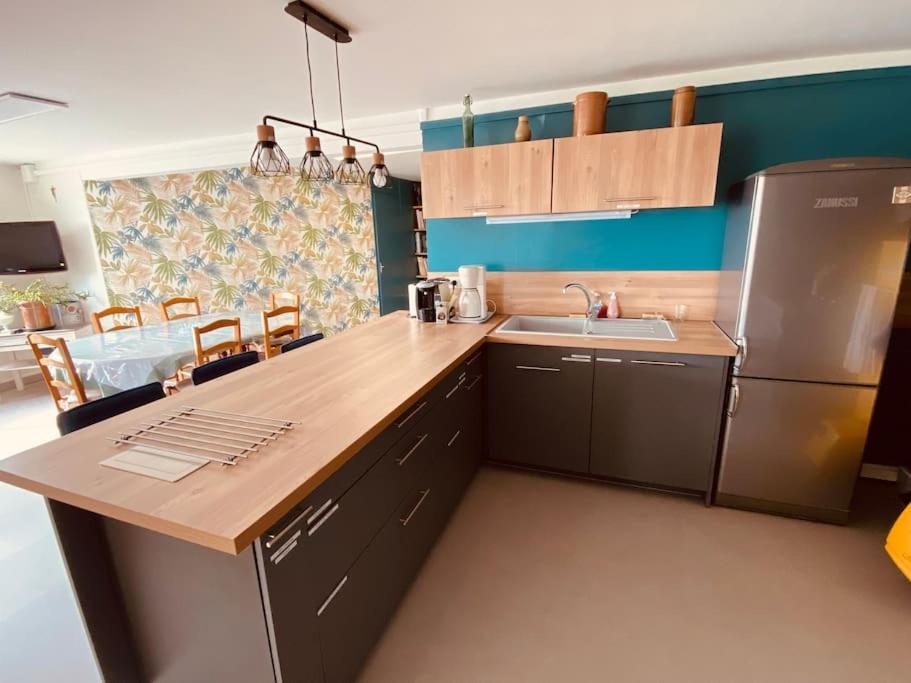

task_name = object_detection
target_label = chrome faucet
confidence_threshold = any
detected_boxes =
[562,282,601,332]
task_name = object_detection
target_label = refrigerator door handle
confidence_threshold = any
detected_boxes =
[734,336,748,372]
[727,383,741,418]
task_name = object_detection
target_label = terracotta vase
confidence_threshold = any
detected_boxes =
[514,115,531,142]
[670,85,696,127]
[573,91,608,136]
[19,302,53,330]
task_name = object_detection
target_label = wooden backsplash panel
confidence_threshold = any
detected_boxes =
[429,271,720,320]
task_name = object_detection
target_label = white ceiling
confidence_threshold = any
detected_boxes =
[1,0,910,170]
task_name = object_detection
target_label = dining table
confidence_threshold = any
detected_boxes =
[50,310,304,396]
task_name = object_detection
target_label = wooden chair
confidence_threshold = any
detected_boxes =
[261,306,301,359]
[192,318,242,366]
[91,305,143,333]
[159,296,201,321]
[269,291,301,310]
[28,333,89,412]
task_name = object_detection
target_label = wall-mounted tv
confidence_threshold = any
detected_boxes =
[0,221,67,273]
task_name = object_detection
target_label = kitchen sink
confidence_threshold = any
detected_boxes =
[495,315,677,341]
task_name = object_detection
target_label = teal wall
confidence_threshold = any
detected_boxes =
[421,67,911,272]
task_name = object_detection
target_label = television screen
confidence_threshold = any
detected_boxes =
[0,221,67,273]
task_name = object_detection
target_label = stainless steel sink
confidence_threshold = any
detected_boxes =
[496,315,677,341]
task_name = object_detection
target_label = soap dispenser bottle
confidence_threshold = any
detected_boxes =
[606,291,620,319]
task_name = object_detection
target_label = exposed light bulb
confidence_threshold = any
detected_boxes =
[372,167,388,188]
[260,145,277,165]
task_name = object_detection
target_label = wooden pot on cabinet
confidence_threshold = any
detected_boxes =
[573,91,608,136]
[670,86,696,127]
[514,115,531,142]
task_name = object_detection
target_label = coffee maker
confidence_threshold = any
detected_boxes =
[454,265,493,322]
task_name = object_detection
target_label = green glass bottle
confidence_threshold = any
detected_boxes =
[462,94,474,148]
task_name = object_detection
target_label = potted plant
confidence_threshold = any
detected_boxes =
[0,283,16,332]
[0,279,87,331]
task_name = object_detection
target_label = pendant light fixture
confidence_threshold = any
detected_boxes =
[250,2,390,186]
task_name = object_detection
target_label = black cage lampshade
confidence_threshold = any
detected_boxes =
[335,144,367,185]
[368,152,390,189]
[300,136,335,182]
[250,124,292,177]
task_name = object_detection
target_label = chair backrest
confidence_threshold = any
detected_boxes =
[281,332,325,354]
[192,317,242,365]
[57,382,166,435]
[91,305,144,334]
[159,296,201,321]
[262,306,301,359]
[28,333,88,412]
[269,291,301,310]
[191,351,259,386]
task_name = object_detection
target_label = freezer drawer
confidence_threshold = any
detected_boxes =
[716,377,877,522]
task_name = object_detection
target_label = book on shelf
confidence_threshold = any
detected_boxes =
[416,256,428,277]
[415,208,425,231]
[414,231,427,254]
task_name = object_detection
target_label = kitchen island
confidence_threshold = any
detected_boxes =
[0,311,735,682]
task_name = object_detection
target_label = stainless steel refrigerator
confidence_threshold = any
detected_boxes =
[715,158,911,523]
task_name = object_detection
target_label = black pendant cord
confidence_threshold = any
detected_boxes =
[303,20,318,128]
[334,38,349,144]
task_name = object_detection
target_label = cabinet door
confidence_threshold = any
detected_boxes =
[420,140,553,218]
[487,344,593,473]
[552,123,722,212]
[589,351,728,492]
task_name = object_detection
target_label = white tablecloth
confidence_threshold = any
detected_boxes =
[52,311,300,396]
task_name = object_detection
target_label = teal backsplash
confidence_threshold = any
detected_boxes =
[421,67,911,272]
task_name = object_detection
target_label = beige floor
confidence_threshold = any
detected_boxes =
[360,467,911,683]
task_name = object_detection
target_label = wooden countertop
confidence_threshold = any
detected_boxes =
[486,319,738,357]
[0,312,502,555]
[0,312,734,556]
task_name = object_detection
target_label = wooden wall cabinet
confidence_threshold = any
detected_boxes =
[552,123,723,212]
[420,140,553,218]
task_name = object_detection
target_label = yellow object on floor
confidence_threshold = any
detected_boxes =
[885,504,911,581]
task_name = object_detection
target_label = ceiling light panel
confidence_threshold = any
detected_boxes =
[0,93,68,125]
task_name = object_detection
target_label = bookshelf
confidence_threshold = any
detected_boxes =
[412,184,427,278]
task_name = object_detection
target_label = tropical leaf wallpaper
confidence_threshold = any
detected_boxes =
[84,168,379,336]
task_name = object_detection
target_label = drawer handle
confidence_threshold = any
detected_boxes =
[264,505,314,549]
[630,360,686,367]
[446,377,466,399]
[306,498,334,526]
[400,489,431,527]
[394,401,427,428]
[317,575,348,617]
[602,196,658,202]
[271,538,299,566]
[596,357,622,363]
[269,530,301,563]
[516,365,560,372]
[307,503,340,537]
[465,375,482,391]
[464,203,505,210]
[727,383,741,418]
[561,356,591,363]
[447,429,461,447]
[397,433,429,466]
[466,351,482,366]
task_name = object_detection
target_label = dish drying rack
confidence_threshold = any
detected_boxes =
[107,406,298,467]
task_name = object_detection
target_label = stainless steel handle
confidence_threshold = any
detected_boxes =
[265,505,314,549]
[465,375,482,391]
[515,365,560,372]
[394,401,427,428]
[630,360,686,367]
[596,357,622,363]
[602,196,658,202]
[400,489,430,527]
[735,336,748,371]
[271,536,299,565]
[465,203,505,209]
[445,377,465,399]
[317,576,348,617]
[307,502,340,537]
[727,383,741,418]
[561,356,592,363]
[466,351,482,366]
[447,429,461,447]
[396,433,428,466]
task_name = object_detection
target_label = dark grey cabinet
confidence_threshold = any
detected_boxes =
[589,350,729,493]
[486,343,593,473]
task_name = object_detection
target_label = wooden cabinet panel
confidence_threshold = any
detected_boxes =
[486,343,593,473]
[420,140,553,218]
[589,350,729,493]
[552,123,723,212]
